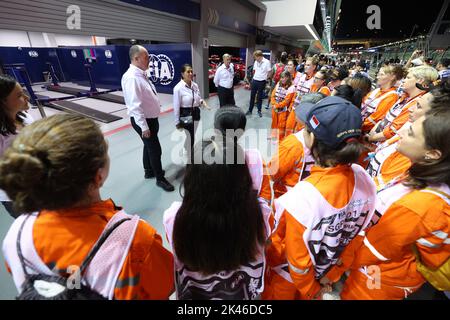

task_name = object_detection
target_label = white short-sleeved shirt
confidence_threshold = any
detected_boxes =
[253,58,272,81]
[214,63,234,89]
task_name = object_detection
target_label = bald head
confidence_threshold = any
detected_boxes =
[129,45,149,71]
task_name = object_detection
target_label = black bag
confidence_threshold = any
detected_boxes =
[15,215,130,300]
[178,85,201,127]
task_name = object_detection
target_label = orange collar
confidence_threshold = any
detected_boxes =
[309,164,352,176]
[40,199,120,217]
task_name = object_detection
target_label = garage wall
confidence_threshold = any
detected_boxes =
[0,0,190,43]
[208,0,256,26]
[209,27,247,48]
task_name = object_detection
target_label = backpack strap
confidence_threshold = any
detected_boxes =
[10,210,139,299]
[81,211,140,299]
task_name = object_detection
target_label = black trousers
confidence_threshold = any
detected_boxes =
[131,117,164,180]
[248,79,266,113]
[217,86,235,107]
[179,107,200,159]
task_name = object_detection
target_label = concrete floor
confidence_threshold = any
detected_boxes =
[0,85,276,299]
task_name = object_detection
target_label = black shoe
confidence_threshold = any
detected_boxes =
[245,111,252,116]
[145,170,165,179]
[156,178,175,192]
[258,111,262,117]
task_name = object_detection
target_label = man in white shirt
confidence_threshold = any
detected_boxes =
[121,45,174,192]
[213,53,235,107]
[246,50,272,117]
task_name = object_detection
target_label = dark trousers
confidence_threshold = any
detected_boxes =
[248,79,266,113]
[179,107,199,161]
[217,86,235,107]
[131,117,164,180]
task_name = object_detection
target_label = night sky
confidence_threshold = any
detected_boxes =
[335,0,446,40]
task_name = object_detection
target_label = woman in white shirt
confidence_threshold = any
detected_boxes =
[0,75,34,218]
[173,64,209,161]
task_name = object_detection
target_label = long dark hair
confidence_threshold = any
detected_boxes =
[0,75,25,136]
[405,103,450,189]
[173,139,265,275]
[333,84,364,108]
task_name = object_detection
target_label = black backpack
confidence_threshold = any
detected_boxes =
[16,215,130,300]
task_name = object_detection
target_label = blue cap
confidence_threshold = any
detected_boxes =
[298,96,362,147]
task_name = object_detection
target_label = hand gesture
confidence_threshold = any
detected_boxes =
[142,129,151,138]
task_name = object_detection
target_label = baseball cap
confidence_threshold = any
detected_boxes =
[297,96,362,147]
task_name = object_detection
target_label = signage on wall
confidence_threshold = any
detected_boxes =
[71,50,77,58]
[203,38,209,49]
[28,51,39,58]
[147,54,175,86]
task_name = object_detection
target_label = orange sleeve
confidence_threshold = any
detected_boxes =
[285,213,321,299]
[362,95,398,133]
[382,107,411,139]
[352,204,425,268]
[274,91,295,109]
[259,161,273,204]
[115,221,174,300]
[271,84,278,106]
[289,92,298,111]
[268,137,304,183]
[266,211,287,267]
[138,232,174,299]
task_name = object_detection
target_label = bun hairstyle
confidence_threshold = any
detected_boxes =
[0,114,108,213]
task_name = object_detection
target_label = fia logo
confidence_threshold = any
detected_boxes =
[105,50,112,59]
[71,50,77,58]
[28,51,39,58]
[147,54,174,86]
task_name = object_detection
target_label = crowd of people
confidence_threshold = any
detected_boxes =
[0,44,449,300]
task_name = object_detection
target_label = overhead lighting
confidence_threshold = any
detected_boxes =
[305,24,319,41]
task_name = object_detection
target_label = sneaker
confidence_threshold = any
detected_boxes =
[156,178,175,192]
[258,111,262,117]
[145,170,165,179]
[245,111,252,116]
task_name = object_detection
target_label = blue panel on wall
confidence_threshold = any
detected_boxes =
[0,47,64,83]
[143,43,192,94]
[1,43,192,94]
